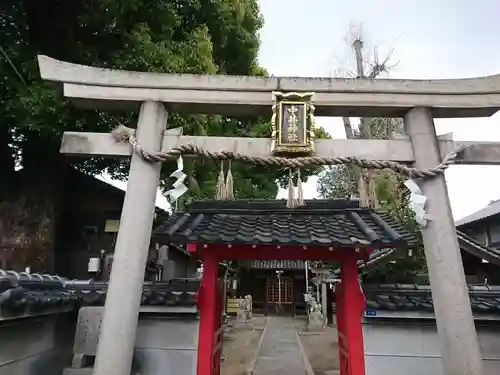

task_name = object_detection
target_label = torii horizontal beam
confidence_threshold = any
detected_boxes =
[38,55,500,118]
[60,131,500,165]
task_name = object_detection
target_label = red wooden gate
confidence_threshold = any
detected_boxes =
[211,279,224,375]
[197,256,224,375]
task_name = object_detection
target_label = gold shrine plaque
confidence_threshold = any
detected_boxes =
[270,92,316,155]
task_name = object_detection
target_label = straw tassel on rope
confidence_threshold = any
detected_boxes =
[367,169,379,209]
[358,171,370,208]
[225,160,235,200]
[215,162,227,200]
[215,161,235,201]
[286,169,306,208]
[286,169,296,208]
[296,170,304,207]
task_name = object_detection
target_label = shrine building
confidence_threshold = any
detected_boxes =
[153,198,416,375]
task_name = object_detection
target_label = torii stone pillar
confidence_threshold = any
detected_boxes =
[93,101,168,375]
[404,107,483,375]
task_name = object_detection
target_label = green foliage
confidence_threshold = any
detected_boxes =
[1,0,328,202]
[316,118,426,283]
[316,165,355,200]
[367,170,426,283]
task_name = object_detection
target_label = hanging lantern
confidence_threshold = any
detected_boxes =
[270,92,316,155]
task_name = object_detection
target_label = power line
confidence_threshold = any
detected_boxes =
[0,44,29,88]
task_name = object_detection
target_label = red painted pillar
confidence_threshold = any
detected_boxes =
[335,280,348,375]
[197,252,218,375]
[340,252,366,375]
[213,279,223,375]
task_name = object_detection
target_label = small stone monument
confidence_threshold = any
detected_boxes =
[237,295,252,322]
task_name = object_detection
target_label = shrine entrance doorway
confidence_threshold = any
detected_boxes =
[266,276,294,316]
[154,199,415,375]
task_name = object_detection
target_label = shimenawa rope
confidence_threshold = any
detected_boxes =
[112,125,466,180]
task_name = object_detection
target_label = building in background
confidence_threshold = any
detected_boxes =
[362,284,500,375]
[456,200,500,250]
[235,260,308,316]
[1,167,197,281]
[455,200,500,284]
[353,230,500,285]
[357,204,500,375]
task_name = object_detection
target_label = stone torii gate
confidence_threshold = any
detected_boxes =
[38,55,500,375]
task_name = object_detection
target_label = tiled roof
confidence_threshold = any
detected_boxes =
[331,229,500,276]
[456,230,500,265]
[153,199,416,248]
[251,260,306,270]
[0,273,78,319]
[364,284,500,315]
[332,248,396,277]
[455,199,500,227]
[0,271,200,319]
[66,278,200,307]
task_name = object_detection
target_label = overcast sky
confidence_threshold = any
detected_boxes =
[103,0,500,220]
[262,0,500,220]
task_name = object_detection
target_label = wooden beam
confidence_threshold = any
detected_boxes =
[59,131,500,165]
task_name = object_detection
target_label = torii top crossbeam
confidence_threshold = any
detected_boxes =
[38,55,500,118]
[39,55,500,166]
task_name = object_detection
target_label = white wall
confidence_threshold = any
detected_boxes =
[363,319,500,375]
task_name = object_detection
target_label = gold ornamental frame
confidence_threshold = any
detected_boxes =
[270,91,316,155]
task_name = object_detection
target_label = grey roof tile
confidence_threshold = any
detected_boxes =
[456,230,500,263]
[331,229,500,276]
[365,284,500,315]
[0,273,200,318]
[153,199,416,248]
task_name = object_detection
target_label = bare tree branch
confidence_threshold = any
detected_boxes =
[325,23,400,203]
[367,47,399,79]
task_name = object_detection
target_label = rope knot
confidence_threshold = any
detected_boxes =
[111,125,135,143]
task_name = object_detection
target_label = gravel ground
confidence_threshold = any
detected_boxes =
[220,316,267,375]
[295,317,341,375]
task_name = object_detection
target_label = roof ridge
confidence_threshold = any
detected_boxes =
[455,199,500,227]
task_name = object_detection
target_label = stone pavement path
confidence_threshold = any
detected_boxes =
[253,317,308,375]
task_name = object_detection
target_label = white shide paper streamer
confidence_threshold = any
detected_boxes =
[165,156,188,205]
[404,179,432,227]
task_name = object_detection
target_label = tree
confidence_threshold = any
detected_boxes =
[0,0,328,271]
[317,26,425,283]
